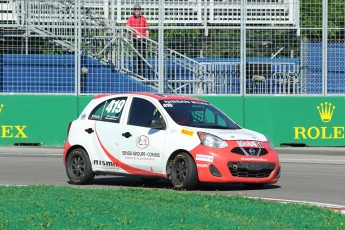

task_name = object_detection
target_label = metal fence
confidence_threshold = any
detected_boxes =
[0,0,344,95]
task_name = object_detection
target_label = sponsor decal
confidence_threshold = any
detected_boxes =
[241,157,267,162]
[104,115,119,121]
[294,102,344,140]
[95,129,166,177]
[196,154,214,162]
[90,114,101,120]
[121,150,160,161]
[136,135,149,149]
[0,103,28,139]
[181,128,194,137]
[197,163,209,168]
[93,160,117,167]
[237,140,263,148]
[162,100,208,107]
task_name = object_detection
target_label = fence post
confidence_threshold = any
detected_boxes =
[322,0,328,95]
[158,0,164,93]
[240,0,247,96]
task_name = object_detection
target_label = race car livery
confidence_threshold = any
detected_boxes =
[63,93,280,190]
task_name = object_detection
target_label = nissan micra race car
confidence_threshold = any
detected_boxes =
[63,93,280,190]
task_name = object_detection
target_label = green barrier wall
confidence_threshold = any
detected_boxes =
[244,97,345,147]
[197,96,244,126]
[1,95,344,147]
[0,96,78,146]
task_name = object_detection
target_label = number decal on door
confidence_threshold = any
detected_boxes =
[102,99,127,122]
[105,100,126,114]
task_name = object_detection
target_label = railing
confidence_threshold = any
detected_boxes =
[201,62,301,94]
[2,0,299,28]
[98,28,211,94]
[0,0,17,25]
[96,0,299,26]
[1,0,212,94]
[0,0,303,95]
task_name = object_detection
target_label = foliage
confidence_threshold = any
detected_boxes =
[300,0,345,38]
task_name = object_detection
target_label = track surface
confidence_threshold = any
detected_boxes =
[1,146,345,209]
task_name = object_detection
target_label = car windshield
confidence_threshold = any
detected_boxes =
[160,100,240,129]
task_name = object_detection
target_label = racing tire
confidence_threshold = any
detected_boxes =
[171,152,198,190]
[66,148,94,185]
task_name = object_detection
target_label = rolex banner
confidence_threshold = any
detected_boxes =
[244,97,345,147]
[0,95,78,146]
[1,95,345,147]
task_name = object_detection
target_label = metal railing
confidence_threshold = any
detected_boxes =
[17,2,210,94]
[94,27,212,94]
[2,0,299,27]
[0,0,304,95]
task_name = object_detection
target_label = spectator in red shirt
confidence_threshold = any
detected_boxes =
[126,4,149,77]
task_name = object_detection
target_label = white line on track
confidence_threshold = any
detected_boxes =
[0,153,61,156]
[280,158,345,165]
[281,158,345,162]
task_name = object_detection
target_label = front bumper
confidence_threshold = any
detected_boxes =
[190,143,281,184]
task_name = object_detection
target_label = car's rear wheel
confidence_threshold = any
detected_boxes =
[66,148,94,185]
[171,152,198,190]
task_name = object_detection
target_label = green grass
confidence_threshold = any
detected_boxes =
[0,185,344,229]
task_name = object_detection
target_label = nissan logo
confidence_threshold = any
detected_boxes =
[248,148,256,156]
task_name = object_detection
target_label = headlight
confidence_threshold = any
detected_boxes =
[265,136,275,150]
[197,132,228,149]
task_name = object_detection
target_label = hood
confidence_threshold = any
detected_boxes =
[195,128,267,141]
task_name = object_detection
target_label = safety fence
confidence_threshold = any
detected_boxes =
[0,0,344,95]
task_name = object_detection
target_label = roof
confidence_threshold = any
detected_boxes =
[93,92,206,102]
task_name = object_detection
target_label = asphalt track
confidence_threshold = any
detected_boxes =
[1,146,345,212]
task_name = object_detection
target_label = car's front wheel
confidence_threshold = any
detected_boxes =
[171,152,198,190]
[66,148,94,185]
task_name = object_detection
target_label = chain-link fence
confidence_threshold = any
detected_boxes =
[0,0,344,95]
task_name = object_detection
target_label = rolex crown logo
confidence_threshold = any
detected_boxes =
[0,104,4,113]
[317,102,335,123]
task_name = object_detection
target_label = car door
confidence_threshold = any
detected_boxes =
[90,96,128,172]
[117,97,167,175]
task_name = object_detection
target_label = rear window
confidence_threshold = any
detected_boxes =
[89,97,127,123]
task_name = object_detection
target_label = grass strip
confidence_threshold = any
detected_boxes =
[0,185,344,229]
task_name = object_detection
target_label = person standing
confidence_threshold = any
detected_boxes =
[126,4,149,77]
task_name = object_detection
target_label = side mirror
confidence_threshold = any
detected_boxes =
[148,118,166,130]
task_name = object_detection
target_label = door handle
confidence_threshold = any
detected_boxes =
[122,132,132,138]
[85,128,94,134]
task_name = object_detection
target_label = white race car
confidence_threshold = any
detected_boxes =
[63,93,280,190]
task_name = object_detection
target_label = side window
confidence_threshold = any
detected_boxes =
[217,114,227,126]
[205,108,216,124]
[89,97,127,123]
[89,103,105,121]
[204,108,227,127]
[128,98,162,127]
